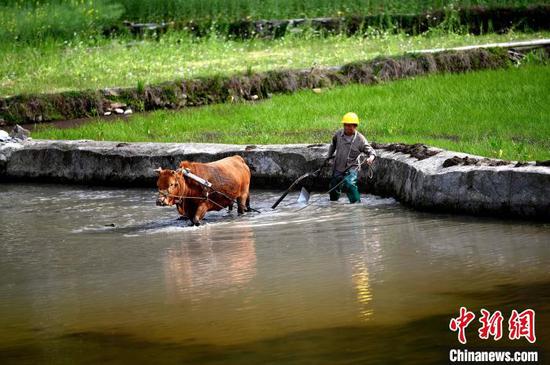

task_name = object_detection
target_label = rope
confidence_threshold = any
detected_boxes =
[159,171,261,213]
[158,190,227,210]
[210,189,261,214]
[296,156,373,212]
[345,130,358,164]
[178,170,261,213]
[330,130,357,175]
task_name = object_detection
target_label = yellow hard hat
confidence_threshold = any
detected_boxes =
[341,112,359,125]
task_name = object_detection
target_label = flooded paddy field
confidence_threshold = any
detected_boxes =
[0,183,548,364]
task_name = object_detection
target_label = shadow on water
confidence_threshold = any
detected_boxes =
[74,210,258,235]
[0,315,454,365]
[1,281,547,365]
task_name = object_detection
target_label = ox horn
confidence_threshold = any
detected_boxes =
[154,167,162,174]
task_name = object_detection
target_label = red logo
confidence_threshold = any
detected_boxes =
[509,309,536,343]
[449,307,536,344]
[478,309,504,341]
[449,307,476,344]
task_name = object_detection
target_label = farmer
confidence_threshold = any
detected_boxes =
[324,112,376,203]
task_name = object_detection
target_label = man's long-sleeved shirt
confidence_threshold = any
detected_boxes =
[327,129,376,174]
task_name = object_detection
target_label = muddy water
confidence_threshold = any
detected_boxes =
[0,183,548,364]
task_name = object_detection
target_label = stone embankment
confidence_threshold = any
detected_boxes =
[1,139,548,220]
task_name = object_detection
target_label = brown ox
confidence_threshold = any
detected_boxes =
[155,155,251,225]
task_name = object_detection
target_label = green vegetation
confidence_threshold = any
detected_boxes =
[33,64,550,161]
[3,1,548,161]
[2,30,549,97]
[0,0,124,43]
[1,0,547,43]
[112,0,546,22]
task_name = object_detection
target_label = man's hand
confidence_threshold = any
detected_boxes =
[322,157,333,168]
[366,155,375,165]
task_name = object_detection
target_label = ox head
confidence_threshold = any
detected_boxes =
[155,167,184,206]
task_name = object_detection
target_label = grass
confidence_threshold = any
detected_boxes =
[33,64,550,161]
[111,0,548,22]
[2,29,549,97]
[0,0,124,43]
[1,0,546,43]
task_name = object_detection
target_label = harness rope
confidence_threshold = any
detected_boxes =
[296,155,373,212]
[159,169,261,213]
[158,190,227,210]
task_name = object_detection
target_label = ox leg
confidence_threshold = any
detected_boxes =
[176,203,188,220]
[237,196,247,215]
[192,204,209,226]
[245,194,251,212]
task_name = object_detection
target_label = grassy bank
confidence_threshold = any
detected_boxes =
[33,64,550,161]
[2,30,549,97]
[0,0,124,43]
[108,0,547,22]
[1,1,545,43]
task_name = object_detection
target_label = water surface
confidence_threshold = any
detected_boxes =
[0,184,548,364]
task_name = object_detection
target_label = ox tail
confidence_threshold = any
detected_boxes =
[238,155,255,172]
[232,154,254,172]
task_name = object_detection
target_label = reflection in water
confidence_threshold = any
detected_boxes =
[350,258,373,321]
[0,184,549,364]
[164,224,257,303]
[342,224,376,322]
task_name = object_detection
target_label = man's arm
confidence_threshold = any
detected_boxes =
[359,136,376,164]
[362,140,376,158]
[326,134,337,159]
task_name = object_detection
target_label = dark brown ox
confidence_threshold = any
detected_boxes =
[155,155,251,225]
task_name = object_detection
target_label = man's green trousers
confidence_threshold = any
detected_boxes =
[329,170,361,203]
